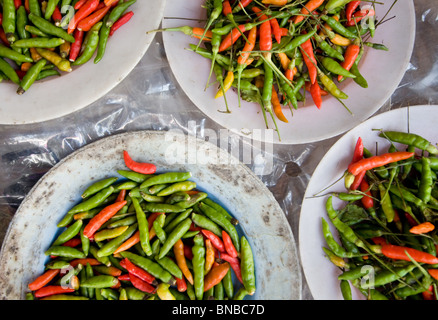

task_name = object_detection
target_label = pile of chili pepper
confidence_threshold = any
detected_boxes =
[150,0,390,140]
[0,0,135,94]
[321,130,438,300]
[26,150,256,300]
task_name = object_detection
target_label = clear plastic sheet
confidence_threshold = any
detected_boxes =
[0,0,437,300]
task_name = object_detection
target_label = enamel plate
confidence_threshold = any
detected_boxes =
[162,0,415,144]
[0,130,301,299]
[0,0,166,124]
[299,105,438,300]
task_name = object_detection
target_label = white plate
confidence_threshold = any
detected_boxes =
[161,0,415,144]
[299,105,438,300]
[0,130,301,300]
[0,0,166,125]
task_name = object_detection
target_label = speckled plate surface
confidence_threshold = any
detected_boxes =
[0,130,301,300]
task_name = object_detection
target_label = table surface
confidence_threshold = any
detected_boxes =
[0,0,437,300]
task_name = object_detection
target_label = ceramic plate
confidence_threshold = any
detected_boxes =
[0,0,166,125]
[299,105,438,300]
[161,0,415,144]
[0,130,301,300]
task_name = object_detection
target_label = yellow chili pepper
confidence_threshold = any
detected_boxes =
[156,283,176,300]
[36,48,72,72]
[330,34,352,46]
[215,70,234,98]
[262,0,287,5]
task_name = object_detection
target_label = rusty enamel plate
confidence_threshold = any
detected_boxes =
[0,130,301,300]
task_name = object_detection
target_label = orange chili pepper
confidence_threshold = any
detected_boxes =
[174,239,194,285]
[205,239,215,274]
[203,262,230,292]
[272,87,288,123]
[410,222,435,235]
[76,5,111,32]
[83,200,127,238]
[338,43,360,82]
[293,0,325,24]
[28,269,60,291]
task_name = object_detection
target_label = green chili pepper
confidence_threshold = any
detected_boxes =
[163,208,192,233]
[25,25,48,37]
[340,280,352,300]
[378,183,395,223]
[280,29,316,53]
[240,68,264,79]
[29,0,42,17]
[157,181,197,197]
[85,263,95,298]
[191,212,222,237]
[81,177,118,199]
[36,69,61,81]
[72,29,100,66]
[45,245,86,259]
[106,0,136,27]
[192,234,206,300]
[214,281,224,300]
[240,236,256,295]
[199,202,240,251]
[158,218,192,259]
[117,170,151,183]
[124,286,147,300]
[262,60,274,112]
[320,15,357,39]
[140,172,192,190]
[175,192,208,209]
[322,218,360,258]
[120,251,175,285]
[190,44,231,69]
[96,223,138,257]
[52,219,83,246]
[165,191,190,204]
[94,14,111,64]
[16,6,30,43]
[364,42,389,51]
[80,275,119,289]
[419,157,433,203]
[314,33,344,61]
[318,69,348,99]
[142,203,186,213]
[2,0,16,43]
[379,131,438,155]
[361,264,417,289]
[45,0,60,20]
[222,268,234,299]
[45,259,71,270]
[107,215,137,229]
[338,266,368,281]
[350,63,368,88]
[0,57,20,84]
[0,44,33,63]
[17,58,46,94]
[321,57,356,78]
[155,255,183,280]
[153,213,166,243]
[233,287,249,300]
[28,13,75,43]
[202,198,235,222]
[132,196,152,256]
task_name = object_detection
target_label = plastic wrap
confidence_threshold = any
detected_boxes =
[0,0,437,300]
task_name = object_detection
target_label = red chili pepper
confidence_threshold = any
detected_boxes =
[76,5,111,31]
[123,150,157,175]
[68,0,100,34]
[201,229,225,252]
[34,285,75,298]
[234,0,253,12]
[404,212,418,227]
[270,17,282,44]
[309,81,322,109]
[74,0,87,10]
[24,0,29,12]
[293,0,325,24]
[237,26,257,66]
[129,273,156,293]
[28,269,60,291]
[116,189,126,203]
[121,258,156,285]
[218,24,247,52]
[346,1,361,22]
[300,37,317,84]
[52,6,62,25]
[69,29,84,62]
[219,252,243,283]
[184,245,194,260]
[223,0,232,16]
[83,200,127,238]
[175,277,187,292]
[371,237,388,246]
[69,258,101,268]
[109,11,134,36]
[347,151,415,176]
[222,230,238,258]
[428,269,438,281]
[338,43,360,81]
[349,137,366,190]
[422,285,435,300]
[0,27,10,47]
[359,178,374,209]
[118,274,131,281]
[381,244,438,264]
[345,8,375,27]
[252,6,272,52]
[62,237,82,248]
[14,0,22,9]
